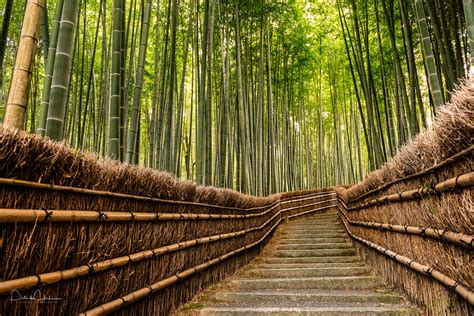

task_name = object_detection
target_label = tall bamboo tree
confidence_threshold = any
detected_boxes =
[108,0,124,158]
[126,0,152,164]
[44,0,80,140]
[4,0,45,130]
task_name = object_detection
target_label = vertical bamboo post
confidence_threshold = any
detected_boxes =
[4,0,45,130]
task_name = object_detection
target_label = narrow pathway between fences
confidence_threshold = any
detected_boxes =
[179,210,420,315]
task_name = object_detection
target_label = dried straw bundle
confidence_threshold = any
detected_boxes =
[0,125,333,315]
[336,78,474,315]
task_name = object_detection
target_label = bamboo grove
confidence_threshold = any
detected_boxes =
[0,0,472,195]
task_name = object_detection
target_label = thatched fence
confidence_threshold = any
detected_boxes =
[0,125,337,315]
[336,79,473,315]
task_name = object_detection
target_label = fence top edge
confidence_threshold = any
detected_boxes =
[0,177,332,212]
[346,145,473,204]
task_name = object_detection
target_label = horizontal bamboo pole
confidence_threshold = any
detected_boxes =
[246,191,331,211]
[80,218,283,315]
[337,204,473,249]
[337,207,474,305]
[0,177,240,211]
[0,201,333,295]
[279,197,336,214]
[0,194,336,224]
[287,202,336,219]
[349,172,473,211]
[0,177,330,212]
[279,192,336,205]
[336,195,349,210]
[338,216,474,305]
[349,145,474,204]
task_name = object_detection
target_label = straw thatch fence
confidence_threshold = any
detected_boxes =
[336,79,473,315]
[0,125,337,315]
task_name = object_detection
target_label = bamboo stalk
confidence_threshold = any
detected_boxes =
[3,0,45,130]
[0,177,331,212]
[337,205,473,249]
[349,172,473,211]
[0,201,331,295]
[80,218,283,315]
[348,145,474,205]
[339,216,474,305]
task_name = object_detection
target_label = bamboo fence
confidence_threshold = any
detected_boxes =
[0,204,334,295]
[80,218,285,315]
[337,205,472,249]
[339,216,474,305]
[347,145,473,205]
[336,149,473,314]
[348,172,473,211]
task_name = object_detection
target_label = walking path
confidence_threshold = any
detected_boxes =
[179,210,420,315]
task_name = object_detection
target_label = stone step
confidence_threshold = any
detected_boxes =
[262,256,363,264]
[245,266,371,278]
[304,214,339,219]
[291,220,340,224]
[277,243,352,250]
[255,262,365,269]
[231,276,382,290]
[283,232,348,238]
[290,216,341,225]
[286,226,342,231]
[214,289,403,304]
[197,306,418,315]
[293,217,339,221]
[273,249,356,257]
[280,237,350,244]
[284,228,345,233]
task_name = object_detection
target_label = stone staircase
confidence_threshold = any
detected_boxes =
[179,210,420,315]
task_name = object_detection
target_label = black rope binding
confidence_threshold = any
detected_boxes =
[86,263,95,275]
[41,208,54,222]
[97,211,108,221]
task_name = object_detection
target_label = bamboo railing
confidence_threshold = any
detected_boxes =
[0,176,331,212]
[80,218,284,315]
[0,179,337,316]
[349,172,473,211]
[337,156,473,310]
[0,195,336,223]
[0,203,335,295]
[348,145,473,205]
[339,216,474,305]
[337,205,473,249]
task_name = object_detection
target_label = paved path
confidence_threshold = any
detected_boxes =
[179,210,420,315]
